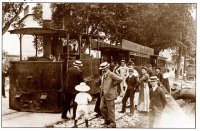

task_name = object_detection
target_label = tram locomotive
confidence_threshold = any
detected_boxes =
[8,23,166,113]
[8,24,102,112]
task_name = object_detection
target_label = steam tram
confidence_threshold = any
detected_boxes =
[8,26,166,113]
[8,27,102,112]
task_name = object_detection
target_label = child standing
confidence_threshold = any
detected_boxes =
[73,82,92,128]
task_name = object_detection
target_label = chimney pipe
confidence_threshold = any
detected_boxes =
[42,3,52,58]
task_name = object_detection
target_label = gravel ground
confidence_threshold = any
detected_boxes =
[51,96,149,128]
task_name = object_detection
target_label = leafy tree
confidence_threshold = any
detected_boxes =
[51,3,195,53]
[32,3,43,55]
[52,3,196,79]
[32,3,43,26]
[125,4,195,54]
[2,2,25,35]
[32,3,196,67]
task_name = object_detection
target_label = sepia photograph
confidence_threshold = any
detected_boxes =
[1,0,197,129]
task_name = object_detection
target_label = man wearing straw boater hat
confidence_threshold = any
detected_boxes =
[73,82,92,128]
[61,60,84,120]
[149,76,167,128]
[99,62,123,128]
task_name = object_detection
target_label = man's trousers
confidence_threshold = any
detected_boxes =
[100,95,115,124]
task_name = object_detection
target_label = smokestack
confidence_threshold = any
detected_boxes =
[42,3,51,29]
[42,3,53,28]
[42,3,52,20]
[42,3,52,58]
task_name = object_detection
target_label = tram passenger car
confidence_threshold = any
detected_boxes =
[91,39,167,71]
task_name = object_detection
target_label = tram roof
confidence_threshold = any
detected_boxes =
[9,28,57,35]
[9,28,102,39]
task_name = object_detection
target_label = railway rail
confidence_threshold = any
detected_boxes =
[46,97,149,128]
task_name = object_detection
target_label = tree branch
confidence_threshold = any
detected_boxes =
[3,3,24,35]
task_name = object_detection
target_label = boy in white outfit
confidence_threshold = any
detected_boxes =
[73,82,92,128]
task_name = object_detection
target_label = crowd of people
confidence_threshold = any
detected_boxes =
[2,56,169,128]
[61,59,170,128]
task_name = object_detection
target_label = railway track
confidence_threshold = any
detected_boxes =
[72,101,126,128]
[2,96,148,128]
[48,97,148,128]
[45,98,123,127]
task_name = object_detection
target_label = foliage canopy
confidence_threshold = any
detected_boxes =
[50,3,196,55]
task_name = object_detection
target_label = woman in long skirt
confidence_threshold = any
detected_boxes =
[137,67,150,113]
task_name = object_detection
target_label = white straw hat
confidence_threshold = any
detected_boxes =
[149,76,159,82]
[75,82,90,92]
[99,62,110,70]
[73,60,83,66]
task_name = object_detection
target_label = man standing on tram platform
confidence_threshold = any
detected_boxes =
[155,67,164,84]
[61,60,84,120]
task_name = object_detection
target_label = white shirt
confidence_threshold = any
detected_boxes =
[74,66,80,70]
[128,75,133,78]
[133,69,139,77]
[116,65,129,79]
[75,92,92,105]
[152,85,158,92]
[103,70,109,76]
[163,72,169,79]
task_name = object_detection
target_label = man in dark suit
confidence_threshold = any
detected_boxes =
[149,76,167,128]
[99,62,123,128]
[155,67,164,84]
[155,67,168,94]
[61,60,84,120]
[118,68,139,116]
[147,64,155,77]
